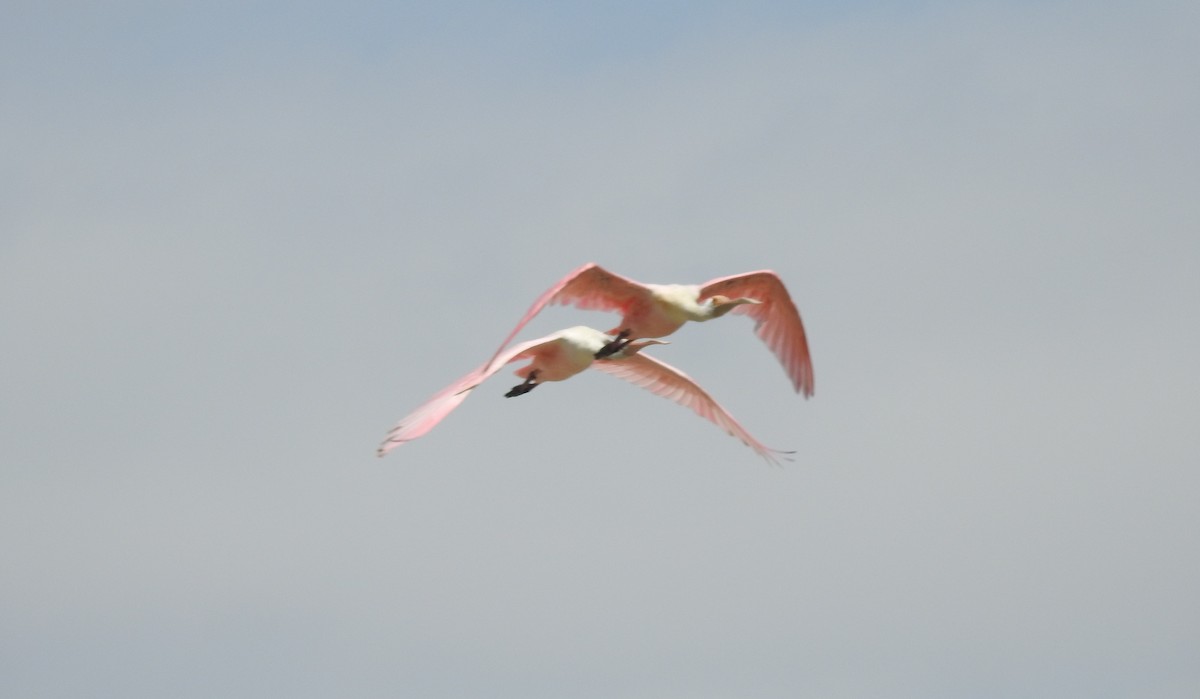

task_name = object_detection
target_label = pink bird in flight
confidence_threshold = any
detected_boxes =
[377,325,792,464]
[487,263,815,397]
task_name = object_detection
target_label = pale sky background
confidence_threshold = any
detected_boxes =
[3,1,1198,697]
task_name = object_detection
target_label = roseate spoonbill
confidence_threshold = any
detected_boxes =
[377,326,791,463]
[486,263,814,396]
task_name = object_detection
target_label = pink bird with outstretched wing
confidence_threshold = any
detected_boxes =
[378,325,791,464]
[486,263,814,396]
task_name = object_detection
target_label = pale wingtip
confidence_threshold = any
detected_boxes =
[377,437,401,458]
[764,449,797,467]
[793,380,814,398]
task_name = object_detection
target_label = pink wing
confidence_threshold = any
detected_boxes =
[592,353,794,465]
[700,271,814,397]
[377,336,555,456]
[485,263,651,371]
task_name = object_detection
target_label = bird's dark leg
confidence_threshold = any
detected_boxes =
[505,370,540,398]
[594,329,633,359]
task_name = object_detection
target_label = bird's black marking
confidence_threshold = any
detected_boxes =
[593,329,633,359]
[505,370,540,398]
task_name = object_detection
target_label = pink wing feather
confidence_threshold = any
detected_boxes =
[377,336,555,456]
[485,263,651,371]
[700,271,814,397]
[591,353,794,465]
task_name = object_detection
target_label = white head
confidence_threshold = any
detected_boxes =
[706,294,762,318]
[613,338,669,357]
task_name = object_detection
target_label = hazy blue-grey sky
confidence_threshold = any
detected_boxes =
[3,1,1198,697]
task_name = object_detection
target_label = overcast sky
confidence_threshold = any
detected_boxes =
[3,1,1198,697]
